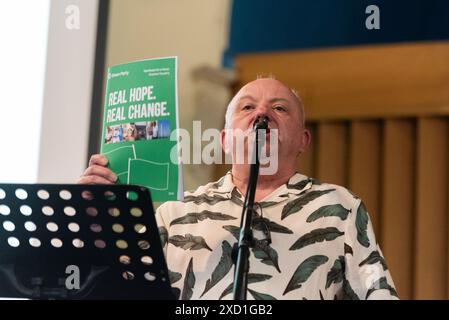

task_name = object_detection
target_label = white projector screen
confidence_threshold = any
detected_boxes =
[0,1,50,182]
[37,0,100,183]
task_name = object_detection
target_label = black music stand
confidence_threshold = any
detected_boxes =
[0,183,176,300]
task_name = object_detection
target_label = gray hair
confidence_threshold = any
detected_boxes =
[224,78,306,129]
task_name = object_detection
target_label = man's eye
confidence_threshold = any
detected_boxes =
[273,105,286,112]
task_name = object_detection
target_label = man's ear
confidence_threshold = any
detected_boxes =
[298,128,311,155]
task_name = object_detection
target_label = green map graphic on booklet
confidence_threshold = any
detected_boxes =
[100,57,183,201]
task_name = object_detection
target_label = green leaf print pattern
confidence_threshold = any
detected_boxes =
[170,210,236,226]
[358,250,388,270]
[289,227,344,251]
[283,255,329,295]
[168,234,212,251]
[325,256,345,289]
[356,201,370,247]
[281,189,336,220]
[219,274,272,300]
[200,241,234,297]
[306,204,351,222]
[181,258,195,300]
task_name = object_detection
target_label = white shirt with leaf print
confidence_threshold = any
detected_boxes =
[156,171,398,300]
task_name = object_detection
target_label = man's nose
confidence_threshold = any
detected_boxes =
[255,105,270,118]
[253,105,271,123]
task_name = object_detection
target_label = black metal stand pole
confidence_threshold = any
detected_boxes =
[233,116,267,300]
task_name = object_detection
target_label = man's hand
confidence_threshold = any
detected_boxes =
[77,154,117,184]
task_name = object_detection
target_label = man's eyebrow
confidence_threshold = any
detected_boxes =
[236,95,257,103]
[237,96,291,104]
[268,97,291,104]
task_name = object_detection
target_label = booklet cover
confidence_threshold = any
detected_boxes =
[100,57,183,201]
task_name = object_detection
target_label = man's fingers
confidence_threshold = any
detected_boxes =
[89,154,108,167]
[82,165,117,183]
[78,154,117,185]
[77,175,115,185]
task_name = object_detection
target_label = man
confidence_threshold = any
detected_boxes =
[79,78,397,300]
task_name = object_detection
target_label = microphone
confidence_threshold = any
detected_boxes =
[253,116,268,130]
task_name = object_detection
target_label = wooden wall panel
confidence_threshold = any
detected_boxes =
[381,120,415,300]
[235,42,449,120]
[349,120,381,237]
[414,118,449,299]
[316,122,348,186]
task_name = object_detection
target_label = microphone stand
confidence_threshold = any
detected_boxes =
[233,116,267,300]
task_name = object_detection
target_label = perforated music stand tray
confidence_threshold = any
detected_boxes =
[0,183,175,300]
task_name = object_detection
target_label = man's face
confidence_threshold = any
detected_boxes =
[223,78,306,163]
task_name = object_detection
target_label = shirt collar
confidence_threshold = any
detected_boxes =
[208,171,313,204]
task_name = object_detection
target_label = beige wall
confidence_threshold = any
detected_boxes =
[105,0,232,190]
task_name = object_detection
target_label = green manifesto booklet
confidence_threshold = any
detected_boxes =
[100,57,183,201]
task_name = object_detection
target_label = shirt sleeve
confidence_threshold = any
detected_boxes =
[155,204,169,258]
[343,198,399,300]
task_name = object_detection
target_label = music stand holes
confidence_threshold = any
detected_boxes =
[90,223,102,233]
[119,255,131,265]
[29,238,41,247]
[73,239,84,248]
[141,256,153,265]
[7,237,20,247]
[81,191,94,201]
[122,271,135,281]
[126,191,139,201]
[94,239,106,249]
[20,205,32,216]
[144,272,156,282]
[64,206,76,217]
[116,240,128,249]
[59,190,72,200]
[86,207,98,217]
[15,189,28,200]
[130,207,142,218]
[112,224,124,233]
[37,189,50,200]
[51,238,63,248]
[68,223,80,232]
[25,221,37,232]
[138,240,150,250]
[42,206,54,216]
[108,207,120,217]
[0,205,10,216]
[134,224,147,234]
[0,188,5,199]
[3,221,15,232]
[104,191,116,201]
[46,222,58,232]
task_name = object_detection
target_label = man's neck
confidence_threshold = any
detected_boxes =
[231,164,296,202]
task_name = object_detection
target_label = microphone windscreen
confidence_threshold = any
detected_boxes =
[253,116,268,130]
